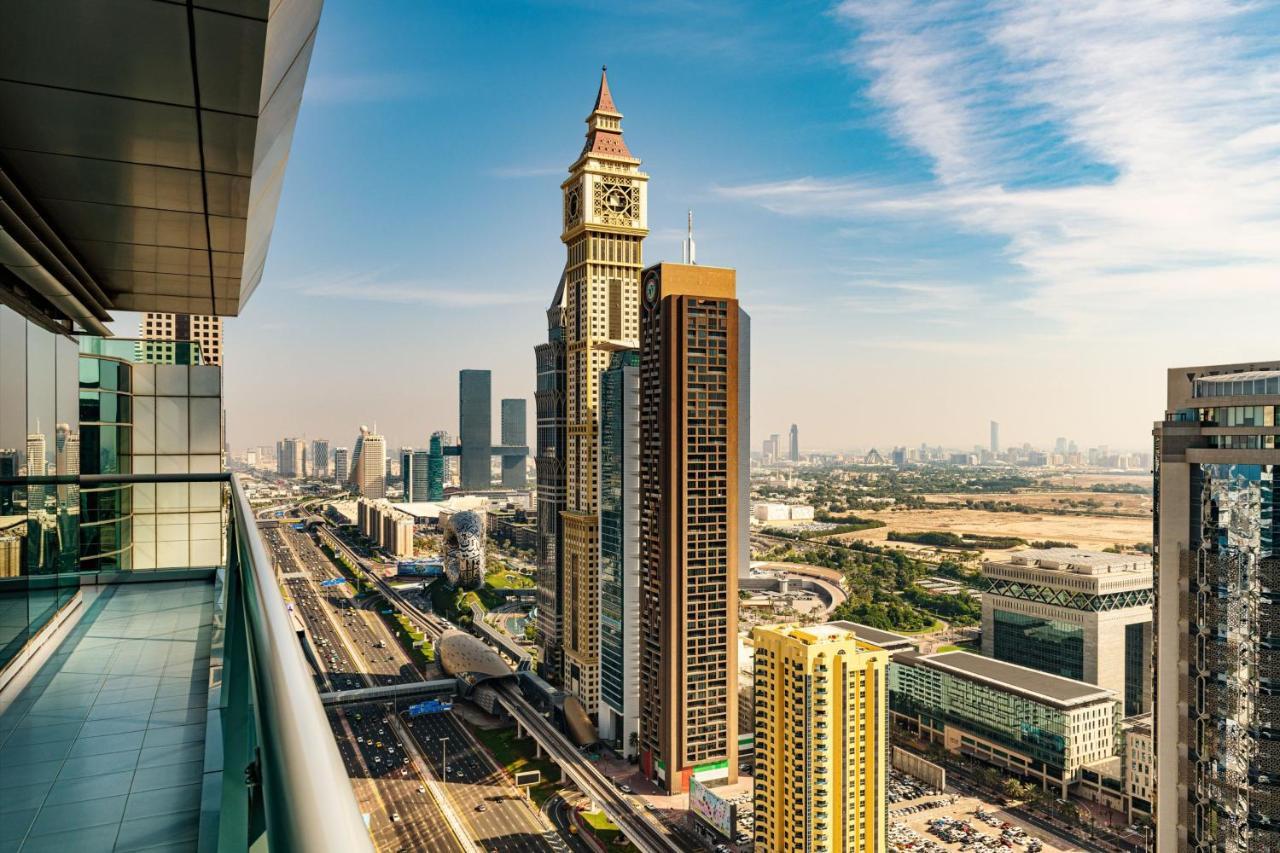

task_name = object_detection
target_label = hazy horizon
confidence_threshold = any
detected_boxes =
[112,1,1279,457]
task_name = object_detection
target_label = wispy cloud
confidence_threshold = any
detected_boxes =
[281,272,543,308]
[720,0,1280,338]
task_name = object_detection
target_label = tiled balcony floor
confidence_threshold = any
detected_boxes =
[0,581,214,853]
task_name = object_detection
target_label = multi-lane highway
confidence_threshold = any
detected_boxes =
[264,522,462,852]
[402,707,564,852]
[267,519,565,852]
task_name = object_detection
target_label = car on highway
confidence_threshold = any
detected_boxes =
[476,803,487,812]
[390,812,400,822]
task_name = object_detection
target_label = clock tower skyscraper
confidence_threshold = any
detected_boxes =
[554,68,648,715]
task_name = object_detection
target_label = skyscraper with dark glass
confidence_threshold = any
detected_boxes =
[427,433,445,501]
[500,398,527,489]
[1154,362,1280,851]
[598,348,640,756]
[535,277,568,682]
[459,369,492,491]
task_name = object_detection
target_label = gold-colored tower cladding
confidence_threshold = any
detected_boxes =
[558,68,648,714]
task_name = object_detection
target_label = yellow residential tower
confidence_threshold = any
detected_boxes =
[752,623,889,853]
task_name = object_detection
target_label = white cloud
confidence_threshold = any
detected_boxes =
[280,272,543,308]
[722,1,1280,340]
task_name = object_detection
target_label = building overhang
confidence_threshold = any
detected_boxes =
[0,0,322,330]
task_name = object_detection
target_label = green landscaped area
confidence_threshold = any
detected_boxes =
[581,810,622,846]
[469,724,561,806]
[484,564,534,589]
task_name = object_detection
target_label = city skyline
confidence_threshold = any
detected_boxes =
[108,1,1280,454]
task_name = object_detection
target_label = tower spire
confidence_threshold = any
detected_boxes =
[683,210,697,265]
[583,65,631,159]
[593,65,617,114]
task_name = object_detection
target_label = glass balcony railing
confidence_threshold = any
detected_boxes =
[0,473,374,853]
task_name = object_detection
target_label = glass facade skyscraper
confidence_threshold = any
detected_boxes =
[598,349,639,755]
[1154,363,1280,850]
[500,398,527,489]
[535,287,568,682]
[459,369,491,491]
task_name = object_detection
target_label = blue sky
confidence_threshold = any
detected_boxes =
[209,0,1280,455]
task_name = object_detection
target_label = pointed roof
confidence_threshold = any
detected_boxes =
[582,65,632,159]
[593,66,618,114]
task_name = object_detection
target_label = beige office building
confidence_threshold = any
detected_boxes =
[140,313,223,365]
[351,427,386,499]
[982,548,1152,716]
[753,623,888,853]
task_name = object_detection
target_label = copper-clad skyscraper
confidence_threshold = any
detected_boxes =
[638,262,740,794]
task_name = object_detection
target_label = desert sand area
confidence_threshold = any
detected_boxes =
[920,489,1152,516]
[832,505,1152,554]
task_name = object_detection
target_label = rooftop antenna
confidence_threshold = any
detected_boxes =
[682,210,697,265]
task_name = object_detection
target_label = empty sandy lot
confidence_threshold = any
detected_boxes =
[832,505,1152,554]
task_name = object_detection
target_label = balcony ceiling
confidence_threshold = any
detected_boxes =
[0,0,321,322]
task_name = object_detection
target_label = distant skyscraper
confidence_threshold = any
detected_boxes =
[140,313,223,365]
[333,447,350,485]
[558,68,649,715]
[762,436,776,463]
[459,370,492,491]
[990,420,1000,454]
[350,427,385,498]
[347,427,367,489]
[1153,362,1280,850]
[403,448,432,502]
[427,433,445,501]
[279,437,304,478]
[27,430,47,510]
[753,623,889,853]
[311,439,329,478]
[535,274,569,682]
[638,262,739,794]
[500,398,527,489]
[788,423,799,462]
[598,348,640,756]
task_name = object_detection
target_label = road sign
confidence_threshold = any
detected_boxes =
[514,770,541,787]
[407,700,452,717]
[320,578,347,588]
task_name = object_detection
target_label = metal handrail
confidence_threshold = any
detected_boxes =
[228,474,375,852]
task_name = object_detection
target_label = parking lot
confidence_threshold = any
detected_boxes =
[889,793,1088,853]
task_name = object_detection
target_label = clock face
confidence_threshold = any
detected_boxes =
[644,274,658,303]
[606,190,627,213]
[567,190,579,219]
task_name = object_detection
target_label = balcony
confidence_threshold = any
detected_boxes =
[0,474,373,853]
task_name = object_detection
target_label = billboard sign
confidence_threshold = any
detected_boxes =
[514,770,541,787]
[397,560,444,578]
[407,700,452,717]
[689,778,735,838]
[320,578,347,588]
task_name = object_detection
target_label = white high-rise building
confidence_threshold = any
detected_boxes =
[353,429,386,498]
